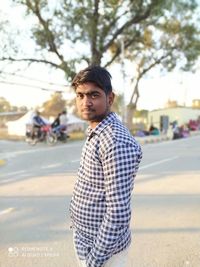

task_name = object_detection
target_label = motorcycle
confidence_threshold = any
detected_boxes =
[25,124,56,145]
[51,125,69,143]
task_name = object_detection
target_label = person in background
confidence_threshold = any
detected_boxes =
[59,110,68,131]
[51,112,61,129]
[69,65,142,267]
[31,111,46,138]
[149,124,160,136]
[52,110,68,135]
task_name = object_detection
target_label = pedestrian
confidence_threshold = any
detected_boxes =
[69,65,142,267]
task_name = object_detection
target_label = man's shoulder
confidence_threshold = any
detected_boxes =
[100,117,137,146]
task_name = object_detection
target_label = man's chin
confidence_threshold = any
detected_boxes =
[80,113,93,121]
[81,113,106,123]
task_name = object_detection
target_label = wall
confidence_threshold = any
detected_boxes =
[148,107,200,130]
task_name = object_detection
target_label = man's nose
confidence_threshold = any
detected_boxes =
[82,95,92,106]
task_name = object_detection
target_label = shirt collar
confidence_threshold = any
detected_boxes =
[87,112,117,140]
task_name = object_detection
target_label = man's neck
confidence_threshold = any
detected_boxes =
[88,112,111,129]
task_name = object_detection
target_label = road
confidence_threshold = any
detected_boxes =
[0,136,200,267]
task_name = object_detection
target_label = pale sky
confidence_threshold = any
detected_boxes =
[0,64,72,109]
[0,66,200,111]
[110,64,200,110]
[0,1,200,111]
[137,72,200,110]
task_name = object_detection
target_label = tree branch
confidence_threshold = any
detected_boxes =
[104,32,140,67]
[100,8,130,44]
[102,2,155,53]
[1,56,60,69]
[128,48,177,106]
[24,0,74,75]
[91,0,100,64]
[140,49,175,78]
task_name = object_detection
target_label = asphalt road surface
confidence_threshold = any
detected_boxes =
[0,136,200,267]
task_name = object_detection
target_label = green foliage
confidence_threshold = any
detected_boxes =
[8,0,194,80]
[0,97,11,112]
[42,92,66,117]
[1,0,200,118]
[0,97,28,113]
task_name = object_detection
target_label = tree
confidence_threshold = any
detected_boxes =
[0,97,28,113]
[1,0,176,80]
[42,92,66,117]
[1,0,200,129]
[111,93,124,116]
[119,2,200,129]
[0,97,11,112]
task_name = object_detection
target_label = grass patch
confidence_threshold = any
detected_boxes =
[69,131,86,141]
[0,159,6,166]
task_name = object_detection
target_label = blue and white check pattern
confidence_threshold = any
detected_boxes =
[70,112,142,267]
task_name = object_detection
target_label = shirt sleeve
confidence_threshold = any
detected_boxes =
[86,141,142,267]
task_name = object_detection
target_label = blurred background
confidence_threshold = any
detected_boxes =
[0,0,200,139]
[1,2,200,267]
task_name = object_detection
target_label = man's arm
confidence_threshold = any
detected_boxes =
[86,141,142,267]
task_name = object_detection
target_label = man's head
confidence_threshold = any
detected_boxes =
[72,65,112,95]
[72,65,114,128]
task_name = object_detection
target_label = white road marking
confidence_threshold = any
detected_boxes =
[0,207,15,216]
[140,156,179,170]
[1,170,26,176]
[71,159,80,163]
[41,163,62,169]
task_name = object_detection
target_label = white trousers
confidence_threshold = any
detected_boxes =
[74,246,129,267]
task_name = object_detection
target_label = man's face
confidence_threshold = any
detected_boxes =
[75,82,114,127]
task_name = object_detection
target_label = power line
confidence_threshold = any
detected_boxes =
[0,71,69,88]
[0,80,67,93]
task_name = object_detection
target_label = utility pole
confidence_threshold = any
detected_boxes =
[120,38,127,126]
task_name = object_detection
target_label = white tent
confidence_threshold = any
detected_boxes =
[6,111,86,136]
[6,111,50,136]
[66,114,86,133]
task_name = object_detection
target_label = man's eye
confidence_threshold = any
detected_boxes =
[91,94,99,99]
[76,94,84,99]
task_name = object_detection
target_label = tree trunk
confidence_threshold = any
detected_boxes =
[126,81,140,130]
[126,103,136,131]
[91,50,102,65]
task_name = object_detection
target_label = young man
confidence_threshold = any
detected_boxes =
[69,66,142,267]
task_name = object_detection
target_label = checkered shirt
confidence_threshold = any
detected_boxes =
[70,112,142,267]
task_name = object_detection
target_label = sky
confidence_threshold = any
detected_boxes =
[0,2,200,111]
[1,66,200,111]
[110,64,200,110]
[0,64,72,109]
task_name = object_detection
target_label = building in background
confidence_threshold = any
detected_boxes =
[148,105,200,133]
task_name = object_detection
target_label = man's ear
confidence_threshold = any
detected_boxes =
[108,92,115,105]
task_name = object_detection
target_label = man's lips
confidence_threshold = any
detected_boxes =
[81,109,95,113]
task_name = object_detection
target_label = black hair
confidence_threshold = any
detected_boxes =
[71,65,112,94]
